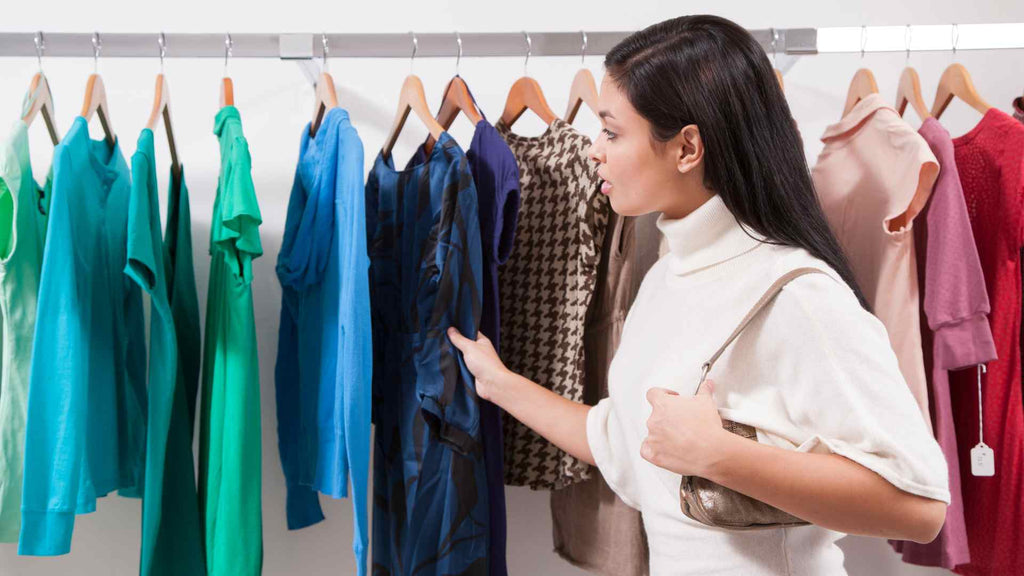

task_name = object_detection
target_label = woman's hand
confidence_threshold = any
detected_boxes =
[447,327,511,402]
[641,380,736,478]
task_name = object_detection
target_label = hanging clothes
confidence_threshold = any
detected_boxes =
[494,117,610,490]
[406,86,520,576]
[367,132,489,576]
[274,107,371,575]
[128,129,205,576]
[551,211,650,576]
[0,119,51,543]
[889,117,997,570]
[19,116,146,556]
[811,93,938,427]
[164,145,202,436]
[948,108,1024,576]
[198,105,263,576]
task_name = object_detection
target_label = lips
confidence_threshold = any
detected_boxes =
[600,180,613,195]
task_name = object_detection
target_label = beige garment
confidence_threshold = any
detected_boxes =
[551,212,658,576]
[811,94,938,429]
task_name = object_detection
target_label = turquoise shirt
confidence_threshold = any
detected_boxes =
[129,129,205,575]
[0,120,51,542]
[19,117,146,556]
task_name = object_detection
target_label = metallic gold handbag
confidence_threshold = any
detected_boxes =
[679,268,823,530]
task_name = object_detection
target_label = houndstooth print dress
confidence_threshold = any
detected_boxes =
[495,118,610,490]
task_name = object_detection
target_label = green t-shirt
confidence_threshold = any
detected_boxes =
[127,128,204,575]
[0,120,50,542]
[198,106,263,576]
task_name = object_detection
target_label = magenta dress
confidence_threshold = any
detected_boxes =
[889,117,997,569]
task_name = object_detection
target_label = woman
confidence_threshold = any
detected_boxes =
[449,15,950,575]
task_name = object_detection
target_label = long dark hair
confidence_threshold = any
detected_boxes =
[605,15,870,310]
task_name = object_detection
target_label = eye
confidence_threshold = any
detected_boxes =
[601,127,617,141]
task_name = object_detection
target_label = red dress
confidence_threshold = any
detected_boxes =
[950,108,1024,575]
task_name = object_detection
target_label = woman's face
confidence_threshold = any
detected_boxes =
[588,75,710,219]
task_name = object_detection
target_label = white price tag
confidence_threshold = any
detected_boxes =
[971,443,995,477]
[970,364,995,477]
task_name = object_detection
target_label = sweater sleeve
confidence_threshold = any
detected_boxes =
[587,397,643,510]
[334,126,371,575]
[716,272,951,504]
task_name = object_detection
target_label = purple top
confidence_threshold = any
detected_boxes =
[890,117,997,569]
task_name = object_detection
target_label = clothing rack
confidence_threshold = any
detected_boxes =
[0,24,1021,60]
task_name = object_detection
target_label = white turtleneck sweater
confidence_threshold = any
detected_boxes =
[586,194,950,576]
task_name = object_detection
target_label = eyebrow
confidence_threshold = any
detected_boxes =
[598,110,616,120]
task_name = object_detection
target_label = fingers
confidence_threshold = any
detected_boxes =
[645,387,679,407]
[696,379,715,398]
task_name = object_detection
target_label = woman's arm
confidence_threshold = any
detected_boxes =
[449,326,946,544]
[644,384,946,544]
[447,327,594,466]
[710,432,946,543]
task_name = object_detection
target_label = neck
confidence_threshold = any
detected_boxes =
[660,182,713,220]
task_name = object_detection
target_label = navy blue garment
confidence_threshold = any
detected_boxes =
[407,85,520,575]
[275,108,372,575]
[368,131,489,576]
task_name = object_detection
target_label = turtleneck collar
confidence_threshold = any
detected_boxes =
[655,194,766,276]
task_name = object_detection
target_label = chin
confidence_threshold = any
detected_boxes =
[607,196,647,217]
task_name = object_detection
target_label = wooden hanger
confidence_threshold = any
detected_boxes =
[565,32,600,124]
[81,34,115,147]
[842,68,879,117]
[895,67,932,121]
[381,74,446,160]
[146,36,181,183]
[774,69,785,92]
[22,34,59,145]
[565,69,599,124]
[22,72,59,145]
[424,75,482,155]
[220,34,235,108]
[931,63,991,120]
[420,34,482,155]
[310,34,339,138]
[501,32,557,128]
[895,29,931,121]
[501,77,557,127]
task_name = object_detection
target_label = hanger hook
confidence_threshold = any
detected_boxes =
[580,30,587,65]
[34,31,44,72]
[92,32,101,74]
[905,24,912,62]
[522,31,532,77]
[159,32,166,73]
[455,31,462,76]
[322,33,329,73]
[859,25,867,59]
[951,23,959,58]
[224,33,233,76]
[409,32,418,74]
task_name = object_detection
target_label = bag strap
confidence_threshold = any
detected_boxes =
[696,267,827,393]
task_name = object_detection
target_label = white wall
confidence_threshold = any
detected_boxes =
[1,1,1022,575]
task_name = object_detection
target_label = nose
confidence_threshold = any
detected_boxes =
[588,138,605,165]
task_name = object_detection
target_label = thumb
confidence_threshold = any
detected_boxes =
[447,326,470,349]
[696,379,715,398]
